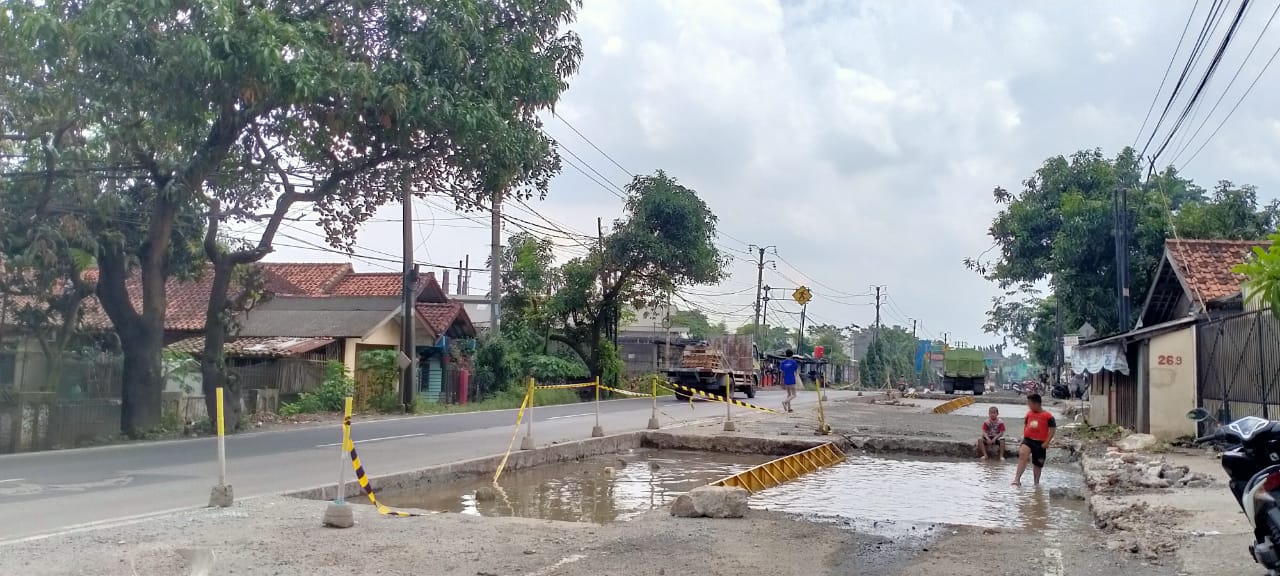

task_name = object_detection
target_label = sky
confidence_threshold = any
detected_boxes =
[258,0,1280,347]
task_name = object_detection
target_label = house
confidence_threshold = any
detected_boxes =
[616,304,691,376]
[1074,239,1272,440]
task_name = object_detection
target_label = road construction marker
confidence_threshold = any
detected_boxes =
[493,381,534,483]
[596,384,651,398]
[343,417,422,517]
[712,442,845,494]
[534,382,595,390]
[660,381,777,413]
[933,396,976,414]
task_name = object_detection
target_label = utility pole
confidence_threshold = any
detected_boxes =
[871,286,885,340]
[400,171,417,411]
[1113,184,1131,331]
[490,189,503,332]
[749,245,775,346]
[761,285,771,348]
[463,254,470,295]
[1055,297,1064,388]
[798,303,808,350]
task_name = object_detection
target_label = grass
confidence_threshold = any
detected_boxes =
[1070,423,1126,444]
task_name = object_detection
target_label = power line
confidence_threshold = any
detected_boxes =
[1139,0,1230,160]
[1179,7,1280,168]
[552,112,634,178]
[1134,0,1204,149]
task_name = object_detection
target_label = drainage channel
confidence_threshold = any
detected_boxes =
[373,449,771,523]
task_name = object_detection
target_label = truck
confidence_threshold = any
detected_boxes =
[942,347,987,395]
[666,335,759,401]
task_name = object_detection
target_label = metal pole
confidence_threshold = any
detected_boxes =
[216,387,226,486]
[591,376,604,437]
[401,170,417,411]
[336,397,352,502]
[520,377,535,450]
[753,247,765,345]
[648,375,660,430]
[798,303,808,349]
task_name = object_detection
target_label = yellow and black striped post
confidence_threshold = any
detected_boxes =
[660,381,777,413]
[647,376,661,430]
[342,413,422,517]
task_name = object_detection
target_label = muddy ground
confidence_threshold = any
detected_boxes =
[0,395,1194,576]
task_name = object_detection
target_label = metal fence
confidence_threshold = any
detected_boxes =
[1197,309,1280,421]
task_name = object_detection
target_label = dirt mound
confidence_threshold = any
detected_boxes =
[1084,449,1214,493]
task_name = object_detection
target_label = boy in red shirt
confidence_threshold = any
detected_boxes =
[978,406,1005,461]
[1012,393,1056,487]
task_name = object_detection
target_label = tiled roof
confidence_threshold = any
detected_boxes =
[1166,239,1270,304]
[166,335,334,358]
[416,302,474,338]
[328,271,443,300]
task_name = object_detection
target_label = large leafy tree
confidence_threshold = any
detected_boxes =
[1,0,582,433]
[735,322,794,352]
[970,147,1276,354]
[546,171,727,383]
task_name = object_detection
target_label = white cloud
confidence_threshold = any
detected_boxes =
[261,0,1280,346]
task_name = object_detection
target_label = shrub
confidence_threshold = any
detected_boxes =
[357,349,401,413]
[281,361,354,416]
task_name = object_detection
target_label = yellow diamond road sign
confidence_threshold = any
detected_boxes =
[792,286,812,306]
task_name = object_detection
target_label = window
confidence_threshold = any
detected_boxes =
[0,349,15,389]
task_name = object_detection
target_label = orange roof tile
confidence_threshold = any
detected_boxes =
[415,302,473,338]
[1165,239,1270,304]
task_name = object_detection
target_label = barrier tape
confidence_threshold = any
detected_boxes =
[595,384,651,398]
[343,417,422,517]
[659,381,777,413]
[493,380,535,483]
[533,382,596,390]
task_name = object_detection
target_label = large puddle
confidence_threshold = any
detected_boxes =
[374,449,1086,532]
[376,449,769,523]
[755,455,1086,533]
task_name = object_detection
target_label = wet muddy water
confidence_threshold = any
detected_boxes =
[755,455,1087,533]
[375,449,1086,532]
[376,449,770,523]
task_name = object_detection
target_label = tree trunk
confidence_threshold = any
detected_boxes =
[201,258,242,431]
[119,323,164,434]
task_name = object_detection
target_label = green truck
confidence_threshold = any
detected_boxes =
[942,347,987,395]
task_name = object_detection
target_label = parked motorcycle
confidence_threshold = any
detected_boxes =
[1189,407,1280,574]
[1050,382,1071,400]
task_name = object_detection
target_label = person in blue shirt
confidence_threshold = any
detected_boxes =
[779,349,799,413]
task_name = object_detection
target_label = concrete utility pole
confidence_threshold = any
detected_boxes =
[871,285,885,341]
[1055,297,1064,388]
[490,189,503,332]
[760,285,771,347]
[400,172,418,410]
[1113,184,1131,331]
[749,245,775,346]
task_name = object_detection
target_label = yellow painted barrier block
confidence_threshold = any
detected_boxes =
[933,396,976,414]
[711,442,845,495]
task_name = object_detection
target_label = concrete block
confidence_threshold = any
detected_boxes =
[647,416,661,430]
[208,484,234,508]
[723,420,737,432]
[591,425,605,438]
[520,434,535,450]
[671,486,749,518]
[322,501,355,528]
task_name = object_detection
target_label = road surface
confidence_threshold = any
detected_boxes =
[0,388,838,543]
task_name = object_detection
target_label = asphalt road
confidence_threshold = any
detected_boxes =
[0,388,836,543]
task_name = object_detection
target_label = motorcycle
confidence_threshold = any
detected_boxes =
[1050,382,1071,400]
[1189,407,1280,574]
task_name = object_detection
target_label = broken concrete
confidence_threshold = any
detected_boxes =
[670,486,748,518]
[1116,434,1159,452]
[1082,449,1214,494]
[321,501,354,528]
[207,484,234,508]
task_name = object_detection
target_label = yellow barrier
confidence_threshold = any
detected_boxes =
[343,416,422,517]
[712,442,846,494]
[597,384,651,398]
[661,381,777,413]
[933,396,976,414]
[534,382,596,390]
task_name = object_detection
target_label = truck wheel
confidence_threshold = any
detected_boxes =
[674,391,691,402]
[973,380,985,396]
[743,385,756,399]
[943,378,955,394]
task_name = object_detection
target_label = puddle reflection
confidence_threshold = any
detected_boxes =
[755,455,1085,532]
[377,449,769,523]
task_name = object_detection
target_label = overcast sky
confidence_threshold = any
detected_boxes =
[259,0,1280,346]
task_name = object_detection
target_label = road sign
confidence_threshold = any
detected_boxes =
[792,286,812,306]
[1063,335,1080,347]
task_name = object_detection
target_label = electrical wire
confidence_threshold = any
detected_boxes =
[1134,0,1205,149]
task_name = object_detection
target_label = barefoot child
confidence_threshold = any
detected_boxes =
[1013,393,1056,487]
[978,406,1005,460]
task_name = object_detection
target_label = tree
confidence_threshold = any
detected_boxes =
[1,0,582,433]
[858,326,916,387]
[969,147,1275,346]
[736,323,795,352]
[546,171,727,382]
[670,309,725,340]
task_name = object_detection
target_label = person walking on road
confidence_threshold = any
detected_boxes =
[1012,393,1056,487]
[779,349,799,413]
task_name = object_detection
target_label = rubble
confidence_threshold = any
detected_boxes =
[1091,499,1188,563]
[1083,446,1214,493]
[670,486,748,518]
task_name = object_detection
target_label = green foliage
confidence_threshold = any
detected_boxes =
[471,333,524,399]
[736,323,795,352]
[858,327,917,387]
[597,339,625,388]
[281,361,353,416]
[671,309,726,340]
[1,0,583,434]
[1234,232,1280,317]
[524,354,589,383]
[357,349,401,413]
[972,147,1276,352]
